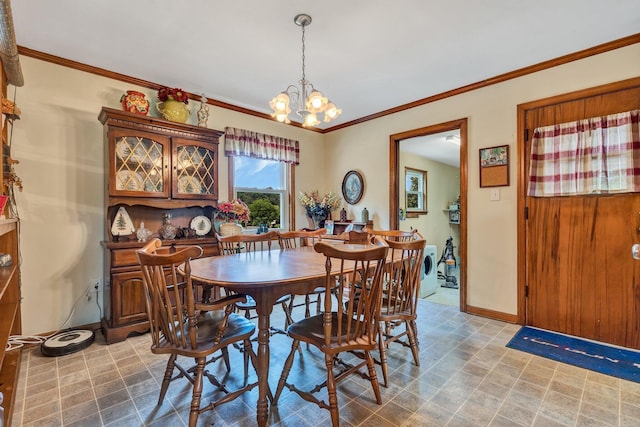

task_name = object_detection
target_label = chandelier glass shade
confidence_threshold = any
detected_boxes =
[270,14,341,127]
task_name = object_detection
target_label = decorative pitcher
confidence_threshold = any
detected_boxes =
[156,98,190,123]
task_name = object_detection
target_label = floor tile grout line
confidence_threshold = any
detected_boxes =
[484,335,537,427]
[452,321,516,427]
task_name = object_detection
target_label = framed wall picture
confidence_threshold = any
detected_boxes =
[405,167,427,215]
[342,170,364,204]
[479,145,509,187]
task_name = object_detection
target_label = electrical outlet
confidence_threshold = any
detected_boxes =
[86,278,101,302]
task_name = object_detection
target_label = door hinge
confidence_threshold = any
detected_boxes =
[524,206,529,220]
[524,128,529,141]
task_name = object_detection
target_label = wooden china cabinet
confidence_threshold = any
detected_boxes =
[99,107,222,343]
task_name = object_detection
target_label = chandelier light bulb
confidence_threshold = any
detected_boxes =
[275,112,290,123]
[270,92,290,113]
[268,13,341,128]
[324,102,342,121]
[303,112,320,127]
[306,90,328,112]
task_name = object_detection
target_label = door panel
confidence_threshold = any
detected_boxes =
[524,83,640,349]
[527,194,640,347]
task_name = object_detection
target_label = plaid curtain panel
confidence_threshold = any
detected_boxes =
[224,127,299,165]
[527,110,640,197]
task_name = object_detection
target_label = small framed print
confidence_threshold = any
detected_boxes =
[479,145,509,187]
[405,167,427,215]
[342,170,364,205]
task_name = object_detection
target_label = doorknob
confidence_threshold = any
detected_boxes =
[633,244,640,260]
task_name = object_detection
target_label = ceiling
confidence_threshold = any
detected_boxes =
[401,130,461,168]
[11,1,640,132]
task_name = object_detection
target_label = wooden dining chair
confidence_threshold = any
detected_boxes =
[364,227,422,242]
[278,228,327,318]
[136,238,259,427]
[216,230,294,334]
[334,229,372,243]
[376,238,426,387]
[273,239,389,427]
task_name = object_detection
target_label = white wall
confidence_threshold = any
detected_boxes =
[323,44,640,315]
[13,56,325,335]
[12,43,640,334]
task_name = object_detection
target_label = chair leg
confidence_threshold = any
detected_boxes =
[222,346,231,371]
[377,323,389,388]
[410,319,419,346]
[273,339,300,404]
[282,301,294,329]
[158,354,177,405]
[406,320,420,367]
[304,294,311,318]
[315,293,322,315]
[325,353,339,427]
[364,350,382,405]
[188,357,206,427]
[243,339,251,384]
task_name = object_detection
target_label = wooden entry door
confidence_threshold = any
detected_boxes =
[523,80,640,349]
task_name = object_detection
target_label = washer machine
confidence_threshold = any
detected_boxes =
[420,244,438,298]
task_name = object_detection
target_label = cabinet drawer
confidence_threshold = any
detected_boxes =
[111,243,219,268]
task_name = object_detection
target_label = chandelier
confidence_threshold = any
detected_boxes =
[270,13,341,127]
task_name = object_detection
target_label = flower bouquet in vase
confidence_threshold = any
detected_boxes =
[214,199,250,236]
[298,190,341,229]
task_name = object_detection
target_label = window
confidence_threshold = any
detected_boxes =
[405,167,427,214]
[232,156,290,230]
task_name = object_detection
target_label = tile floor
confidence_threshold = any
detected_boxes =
[10,299,640,426]
[424,284,459,307]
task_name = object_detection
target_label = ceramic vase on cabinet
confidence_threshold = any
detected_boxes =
[120,90,149,115]
[156,97,190,123]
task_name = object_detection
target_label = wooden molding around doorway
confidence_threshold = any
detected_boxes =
[389,118,468,311]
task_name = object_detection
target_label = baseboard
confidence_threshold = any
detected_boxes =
[466,305,518,323]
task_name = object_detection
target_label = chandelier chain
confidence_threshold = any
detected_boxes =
[301,22,306,83]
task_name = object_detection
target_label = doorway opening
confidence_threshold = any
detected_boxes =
[390,118,467,311]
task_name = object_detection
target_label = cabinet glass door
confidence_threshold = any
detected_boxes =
[172,138,218,200]
[110,130,170,198]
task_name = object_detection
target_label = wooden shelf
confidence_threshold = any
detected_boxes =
[0,219,17,237]
[0,349,21,426]
[0,265,17,301]
[0,62,21,427]
[0,302,18,367]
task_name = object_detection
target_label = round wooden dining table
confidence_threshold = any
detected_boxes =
[188,244,369,427]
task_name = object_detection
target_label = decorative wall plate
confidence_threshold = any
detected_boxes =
[115,139,144,162]
[342,170,364,205]
[190,215,212,236]
[178,176,203,194]
[115,170,144,191]
[111,206,135,237]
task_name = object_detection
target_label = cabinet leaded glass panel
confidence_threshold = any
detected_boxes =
[115,136,164,193]
[175,144,216,196]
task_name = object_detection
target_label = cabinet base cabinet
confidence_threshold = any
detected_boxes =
[101,239,219,344]
[101,270,150,344]
[101,318,149,345]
